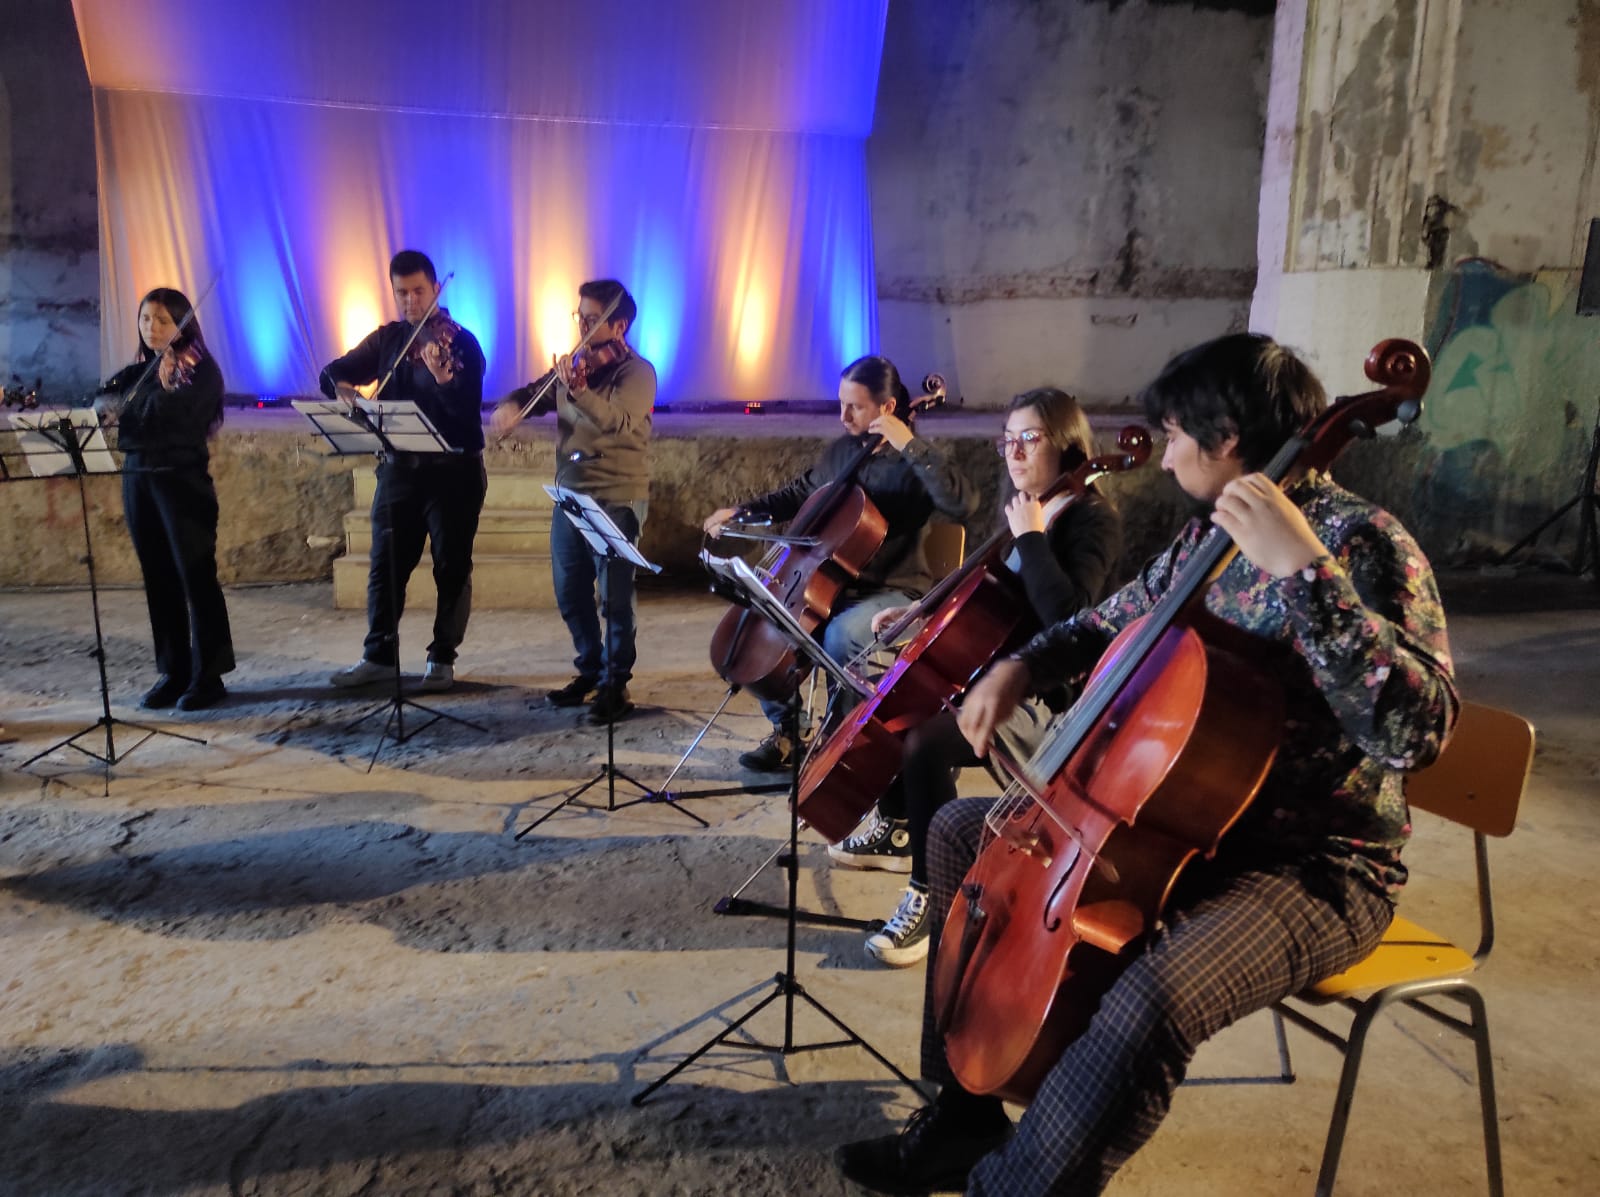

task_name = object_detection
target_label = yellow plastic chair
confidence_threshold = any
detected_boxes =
[1268,700,1534,1196]
[923,521,966,579]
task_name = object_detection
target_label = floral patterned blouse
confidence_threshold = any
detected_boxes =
[1013,473,1458,896]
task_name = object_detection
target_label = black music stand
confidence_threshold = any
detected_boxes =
[1498,400,1600,580]
[689,555,880,933]
[294,398,488,770]
[516,485,673,832]
[632,675,924,1107]
[3,409,206,786]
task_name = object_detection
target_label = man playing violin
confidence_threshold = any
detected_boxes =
[837,333,1458,1196]
[703,355,977,771]
[322,249,488,693]
[491,279,654,723]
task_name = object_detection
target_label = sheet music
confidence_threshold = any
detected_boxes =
[544,485,661,573]
[4,409,118,476]
[292,399,454,456]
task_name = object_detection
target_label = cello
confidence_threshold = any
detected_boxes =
[706,378,947,703]
[932,340,1431,1103]
[795,426,1152,843]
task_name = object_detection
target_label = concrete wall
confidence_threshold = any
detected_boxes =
[0,416,1190,595]
[869,0,1276,407]
[1252,0,1600,560]
[0,0,100,400]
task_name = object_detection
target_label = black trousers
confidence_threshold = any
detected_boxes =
[121,455,235,685]
[364,453,487,666]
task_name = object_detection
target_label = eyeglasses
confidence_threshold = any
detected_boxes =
[994,430,1048,457]
[572,311,604,331]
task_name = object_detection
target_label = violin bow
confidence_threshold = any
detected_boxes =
[491,290,624,443]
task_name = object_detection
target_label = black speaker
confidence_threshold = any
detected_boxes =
[1579,217,1600,316]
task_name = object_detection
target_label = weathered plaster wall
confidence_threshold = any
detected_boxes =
[1253,0,1600,559]
[0,0,100,399]
[869,0,1276,406]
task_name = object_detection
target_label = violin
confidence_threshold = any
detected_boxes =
[158,342,205,391]
[570,338,631,392]
[404,308,465,379]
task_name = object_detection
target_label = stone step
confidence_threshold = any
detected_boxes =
[351,466,552,510]
[343,508,552,555]
[333,551,556,610]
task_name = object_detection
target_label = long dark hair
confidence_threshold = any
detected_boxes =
[134,287,208,363]
[840,354,912,412]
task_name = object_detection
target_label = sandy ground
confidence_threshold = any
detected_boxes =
[0,576,1597,1196]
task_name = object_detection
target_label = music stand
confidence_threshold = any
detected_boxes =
[1498,400,1600,580]
[517,485,688,831]
[3,409,206,785]
[632,634,923,1107]
[686,555,880,933]
[294,398,488,770]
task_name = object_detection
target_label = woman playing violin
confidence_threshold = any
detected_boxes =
[829,387,1123,967]
[96,286,234,710]
[702,355,978,771]
[837,334,1458,1196]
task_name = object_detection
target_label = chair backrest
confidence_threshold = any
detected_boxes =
[923,521,966,578]
[1403,700,1535,838]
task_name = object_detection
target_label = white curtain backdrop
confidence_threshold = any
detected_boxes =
[74,0,886,401]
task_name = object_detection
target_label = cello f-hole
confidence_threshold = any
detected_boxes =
[1043,848,1082,932]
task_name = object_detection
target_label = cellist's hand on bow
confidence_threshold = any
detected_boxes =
[1210,473,1329,578]
[703,507,740,537]
[868,410,915,452]
[871,604,915,636]
[958,657,1031,759]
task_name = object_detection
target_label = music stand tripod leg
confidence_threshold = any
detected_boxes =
[633,690,924,1106]
[342,451,489,772]
[18,427,209,788]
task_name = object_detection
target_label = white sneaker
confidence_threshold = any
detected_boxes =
[865,885,932,967]
[330,659,390,687]
[419,661,454,692]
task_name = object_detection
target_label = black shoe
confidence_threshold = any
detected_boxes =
[139,676,185,710]
[176,677,227,711]
[836,1099,1011,1195]
[738,730,795,772]
[588,684,635,724]
[547,676,599,707]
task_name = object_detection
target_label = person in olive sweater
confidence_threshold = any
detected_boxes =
[831,387,1124,967]
[321,250,487,694]
[491,279,655,724]
[96,287,235,711]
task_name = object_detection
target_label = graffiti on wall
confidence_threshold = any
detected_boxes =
[1417,257,1599,549]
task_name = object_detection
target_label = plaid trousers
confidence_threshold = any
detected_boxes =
[919,796,1394,1196]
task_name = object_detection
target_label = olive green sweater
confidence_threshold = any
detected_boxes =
[553,353,655,502]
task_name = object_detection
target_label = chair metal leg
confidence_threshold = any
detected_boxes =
[1453,988,1505,1197]
[1272,1006,1296,1083]
[1314,998,1383,1196]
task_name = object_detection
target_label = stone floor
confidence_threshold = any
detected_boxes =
[0,573,1596,1196]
